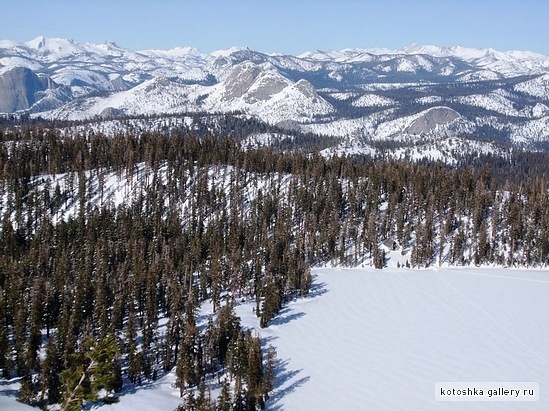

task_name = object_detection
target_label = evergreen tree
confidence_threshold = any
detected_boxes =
[218,379,232,411]
[42,337,62,405]
[90,333,123,396]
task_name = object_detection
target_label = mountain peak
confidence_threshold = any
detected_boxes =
[25,36,75,49]
[26,35,47,49]
[22,36,83,59]
[1,36,549,149]
[211,46,252,58]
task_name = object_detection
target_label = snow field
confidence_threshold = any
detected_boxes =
[0,379,38,410]
[236,267,549,410]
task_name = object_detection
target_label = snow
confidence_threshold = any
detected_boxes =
[92,372,183,411]
[417,96,444,105]
[242,266,549,410]
[0,57,44,73]
[241,132,295,150]
[0,149,544,410]
[2,36,548,145]
[210,47,251,58]
[297,44,549,76]
[248,79,335,125]
[0,379,37,410]
[353,93,395,108]
[51,68,114,89]
[141,46,203,58]
[453,91,520,117]
[373,111,423,140]
[510,116,549,144]
[514,74,549,99]
[300,116,377,138]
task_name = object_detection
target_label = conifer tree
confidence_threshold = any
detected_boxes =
[42,337,62,405]
[263,345,277,400]
[0,291,10,378]
[90,333,123,396]
[176,295,200,395]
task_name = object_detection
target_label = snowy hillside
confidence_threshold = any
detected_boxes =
[1,120,549,410]
[2,40,549,411]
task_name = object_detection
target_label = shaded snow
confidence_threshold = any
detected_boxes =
[353,93,395,108]
[92,372,183,411]
[0,379,38,410]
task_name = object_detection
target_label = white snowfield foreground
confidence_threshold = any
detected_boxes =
[237,267,549,411]
[1,266,548,410]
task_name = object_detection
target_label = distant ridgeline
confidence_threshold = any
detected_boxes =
[2,37,549,154]
[0,123,548,409]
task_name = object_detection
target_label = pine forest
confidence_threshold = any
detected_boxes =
[1,116,549,410]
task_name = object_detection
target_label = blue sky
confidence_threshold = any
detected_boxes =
[3,0,548,54]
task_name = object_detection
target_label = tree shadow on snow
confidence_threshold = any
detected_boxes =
[266,359,310,411]
[307,277,328,298]
[263,274,327,409]
[269,275,328,327]
[269,307,306,326]
[261,334,279,345]
[0,378,20,398]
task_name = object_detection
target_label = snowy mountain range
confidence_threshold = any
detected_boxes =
[2,36,549,153]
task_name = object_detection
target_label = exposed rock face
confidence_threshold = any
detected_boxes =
[223,63,263,101]
[222,62,290,103]
[99,107,123,119]
[406,107,461,135]
[0,67,49,112]
[244,71,289,103]
[293,79,319,101]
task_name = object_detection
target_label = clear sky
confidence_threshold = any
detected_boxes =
[2,0,548,55]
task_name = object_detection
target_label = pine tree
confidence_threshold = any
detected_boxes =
[42,337,62,405]
[0,290,10,378]
[90,333,123,396]
[126,305,142,384]
[218,379,232,411]
[246,333,263,398]
[185,390,197,411]
[176,296,200,395]
[233,375,245,411]
[263,345,277,400]
[18,374,36,406]
[260,276,281,328]
[60,362,94,411]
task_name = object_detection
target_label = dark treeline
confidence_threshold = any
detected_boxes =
[0,111,341,154]
[1,127,549,410]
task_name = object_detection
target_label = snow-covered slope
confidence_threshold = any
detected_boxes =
[0,379,39,410]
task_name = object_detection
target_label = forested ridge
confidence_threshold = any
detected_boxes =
[0,125,548,410]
